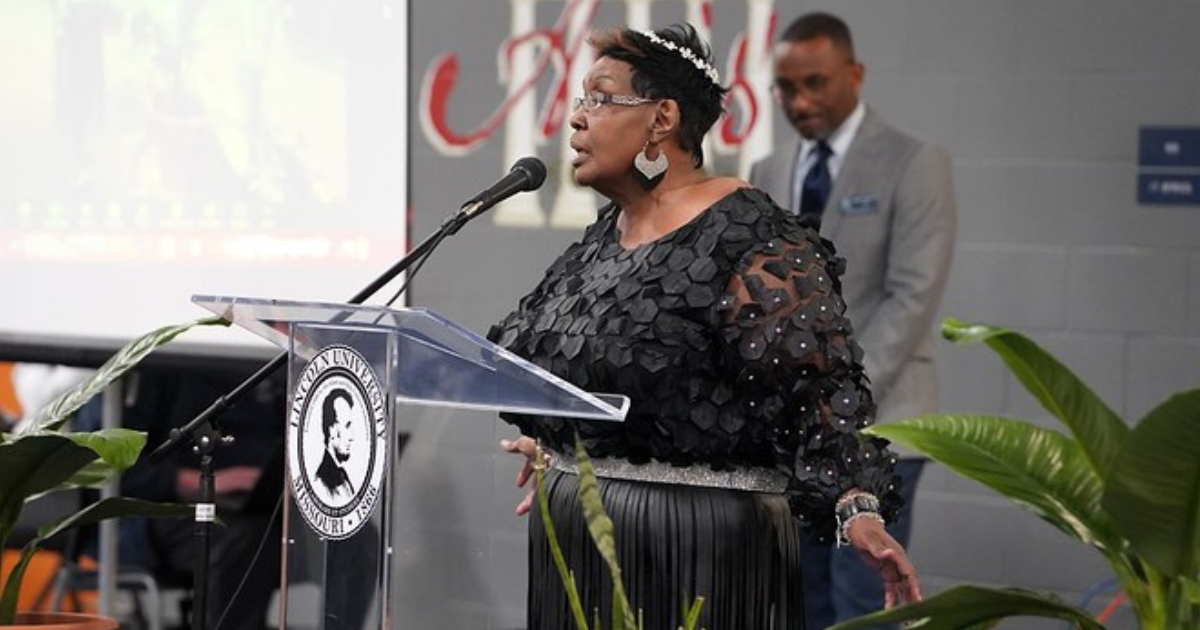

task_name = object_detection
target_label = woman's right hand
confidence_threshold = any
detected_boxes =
[500,436,541,516]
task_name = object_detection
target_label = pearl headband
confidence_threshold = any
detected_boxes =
[639,30,722,87]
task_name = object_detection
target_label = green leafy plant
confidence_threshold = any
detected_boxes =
[535,433,705,630]
[828,318,1200,630]
[0,317,223,623]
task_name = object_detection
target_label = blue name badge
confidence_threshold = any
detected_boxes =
[838,194,880,216]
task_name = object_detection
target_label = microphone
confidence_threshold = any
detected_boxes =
[454,156,547,225]
[155,157,546,464]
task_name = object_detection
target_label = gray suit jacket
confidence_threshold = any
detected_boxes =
[750,106,957,424]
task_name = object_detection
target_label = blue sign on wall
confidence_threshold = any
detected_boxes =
[1139,127,1200,168]
[1138,174,1200,205]
[1138,127,1200,206]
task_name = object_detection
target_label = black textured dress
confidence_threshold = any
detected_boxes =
[489,188,901,630]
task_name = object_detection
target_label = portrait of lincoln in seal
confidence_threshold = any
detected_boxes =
[315,386,358,504]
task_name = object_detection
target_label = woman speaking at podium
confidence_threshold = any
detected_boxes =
[488,23,920,630]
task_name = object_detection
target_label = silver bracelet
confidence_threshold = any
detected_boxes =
[835,492,880,520]
[835,490,876,513]
[835,491,883,547]
[837,511,885,547]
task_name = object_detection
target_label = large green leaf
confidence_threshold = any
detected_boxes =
[0,429,147,558]
[825,585,1104,630]
[1104,388,1200,579]
[942,319,1128,479]
[0,434,104,547]
[35,496,193,544]
[865,415,1124,556]
[64,428,147,470]
[1,430,146,499]
[1,497,192,622]
[26,429,149,499]
[22,316,227,433]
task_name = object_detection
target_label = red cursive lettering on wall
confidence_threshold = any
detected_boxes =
[719,10,774,146]
[419,0,601,155]
[418,0,774,157]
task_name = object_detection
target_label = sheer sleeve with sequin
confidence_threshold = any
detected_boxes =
[717,221,903,542]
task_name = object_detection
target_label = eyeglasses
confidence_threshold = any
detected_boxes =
[572,92,658,113]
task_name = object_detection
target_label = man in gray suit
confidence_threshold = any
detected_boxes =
[749,12,957,629]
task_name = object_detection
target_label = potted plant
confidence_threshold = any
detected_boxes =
[1,318,221,628]
[828,318,1200,630]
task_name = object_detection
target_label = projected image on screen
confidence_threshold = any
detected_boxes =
[0,0,409,352]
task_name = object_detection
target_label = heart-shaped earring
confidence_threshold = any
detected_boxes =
[634,141,668,189]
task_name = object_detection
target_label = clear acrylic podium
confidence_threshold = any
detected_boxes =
[193,295,628,630]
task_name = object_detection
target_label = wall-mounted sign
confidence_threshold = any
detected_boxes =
[1138,127,1200,205]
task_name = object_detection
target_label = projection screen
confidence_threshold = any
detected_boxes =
[0,0,410,366]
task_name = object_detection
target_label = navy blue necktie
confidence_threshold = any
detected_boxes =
[799,141,832,222]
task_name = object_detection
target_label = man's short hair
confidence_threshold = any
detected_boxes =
[322,388,354,439]
[779,12,856,59]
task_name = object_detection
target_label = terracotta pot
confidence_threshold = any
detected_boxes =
[8,612,118,630]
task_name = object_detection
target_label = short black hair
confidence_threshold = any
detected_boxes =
[322,388,354,439]
[779,12,856,60]
[589,23,730,168]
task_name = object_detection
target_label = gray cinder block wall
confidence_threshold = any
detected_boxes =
[408,1,1199,627]
[782,2,1200,627]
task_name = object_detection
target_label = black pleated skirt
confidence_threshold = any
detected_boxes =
[527,468,804,630]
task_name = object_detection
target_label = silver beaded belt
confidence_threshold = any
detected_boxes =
[550,454,789,494]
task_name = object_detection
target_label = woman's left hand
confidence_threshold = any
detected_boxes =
[845,516,922,608]
[500,436,541,516]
